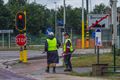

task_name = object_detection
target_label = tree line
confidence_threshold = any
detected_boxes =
[0,0,119,36]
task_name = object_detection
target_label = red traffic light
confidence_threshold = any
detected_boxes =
[16,11,26,32]
[18,15,23,20]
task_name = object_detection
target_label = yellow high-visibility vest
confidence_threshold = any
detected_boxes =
[63,38,73,52]
[47,38,57,51]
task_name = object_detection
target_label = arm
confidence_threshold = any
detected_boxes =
[57,38,61,48]
[44,40,48,52]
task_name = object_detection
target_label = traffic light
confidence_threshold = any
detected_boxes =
[16,11,26,32]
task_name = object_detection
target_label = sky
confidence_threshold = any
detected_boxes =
[4,0,120,10]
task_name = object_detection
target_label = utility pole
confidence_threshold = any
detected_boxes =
[86,0,89,13]
[82,0,85,49]
[86,0,90,48]
[63,0,66,32]
[110,0,118,72]
[54,2,57,37]
[62,0,66,43]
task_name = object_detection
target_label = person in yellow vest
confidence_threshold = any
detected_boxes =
[63,33,74,72]
[45,32,61,73]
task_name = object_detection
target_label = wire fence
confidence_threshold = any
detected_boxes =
[0,27,115,49]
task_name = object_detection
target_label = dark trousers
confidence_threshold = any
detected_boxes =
[64,54,72,70]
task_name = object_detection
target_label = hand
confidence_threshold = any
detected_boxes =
[62,52,66,56]
[42,51,46,54]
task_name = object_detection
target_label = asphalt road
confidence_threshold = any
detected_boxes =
[0,50,45,60]
[0,68,36,80]
[0,49,111,60]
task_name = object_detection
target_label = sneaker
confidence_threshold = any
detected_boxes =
[64,69,69,72]
[53,70,56,73]
[67,69,72,72]
[45,69,49,73]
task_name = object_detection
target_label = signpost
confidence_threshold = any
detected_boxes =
[88,14,109,29]
[95,28,102,64]
[15,34,27,47]
[95,29,102,46]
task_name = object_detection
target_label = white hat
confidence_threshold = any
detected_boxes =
[48,32,54,36]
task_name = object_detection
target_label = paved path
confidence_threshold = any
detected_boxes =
[0,68,36,80]
[10,59,109,80]
[0,49,111,61]
[0,49,112,80]
[32,73,109,80]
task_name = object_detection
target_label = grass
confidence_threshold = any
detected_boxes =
[69,71,91,77]
[72,53,120,67]
[71,54,120,80]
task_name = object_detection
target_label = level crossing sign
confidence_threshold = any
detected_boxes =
[88,14,109,29]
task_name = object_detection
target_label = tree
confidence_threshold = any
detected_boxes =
[92,3,109,14]
[8,0,27,6]
[25,3,46,35]
[0,0,11,29]
[57,5,85,34]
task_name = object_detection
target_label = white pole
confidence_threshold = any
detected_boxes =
[54,2,57,37]
[111,0,117,48]
[63,0,66,31]
[62,0,66,43]
[8,32,10,48]
[2,33,4,48]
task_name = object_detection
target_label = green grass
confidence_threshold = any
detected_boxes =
[72,54,120,67]
[69,71,92,77]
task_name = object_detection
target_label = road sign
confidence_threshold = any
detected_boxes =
[95,29,102,46]
[15,34,27,46]
[88,14,109,29]
[92,32,95,39]
[57,20,64,27]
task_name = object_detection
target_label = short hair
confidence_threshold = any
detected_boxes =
[64,33,70,37]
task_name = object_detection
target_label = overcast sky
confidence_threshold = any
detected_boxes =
[4,0,120,10]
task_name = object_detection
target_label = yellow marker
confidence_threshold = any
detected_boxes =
[82,20,85,49]
[20,50,23,61]
[23,46,28,63]
[19,47,23,62]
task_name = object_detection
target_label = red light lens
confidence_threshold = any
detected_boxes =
[18,15,23,20]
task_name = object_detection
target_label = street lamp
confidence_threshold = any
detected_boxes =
[63,0,66,32]
[54,1,57,37]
